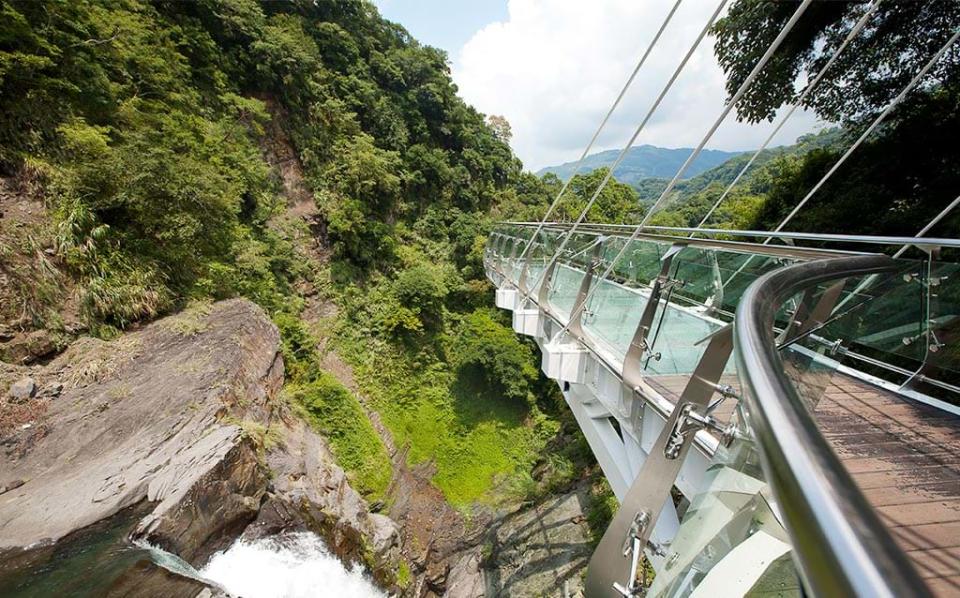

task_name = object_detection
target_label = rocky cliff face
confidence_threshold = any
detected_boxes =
[0,299,400,594]
[444,483,594,598]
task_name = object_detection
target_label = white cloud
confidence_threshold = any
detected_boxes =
[452,0,823,171]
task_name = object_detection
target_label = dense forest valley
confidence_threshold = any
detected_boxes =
[0,0,958,596]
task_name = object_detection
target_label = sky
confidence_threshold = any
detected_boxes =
[373,0,823,172]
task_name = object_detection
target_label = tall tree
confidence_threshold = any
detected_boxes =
[712,0,960,124]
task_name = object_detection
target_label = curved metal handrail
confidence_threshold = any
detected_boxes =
[734,255,932,598]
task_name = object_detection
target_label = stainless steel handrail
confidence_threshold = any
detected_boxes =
[734,255,932,598]
[499,222,874,261]
[501,221,960,251]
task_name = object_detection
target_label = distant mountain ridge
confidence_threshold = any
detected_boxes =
[536,145,744,187]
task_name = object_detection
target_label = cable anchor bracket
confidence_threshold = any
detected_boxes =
[612,511,650,597]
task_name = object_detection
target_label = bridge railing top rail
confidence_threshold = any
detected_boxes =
[499,221,960,255]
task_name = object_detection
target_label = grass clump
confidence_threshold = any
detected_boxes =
[164,300,212,337]
[287,373,392,501]
[232,418,283,453]
[586,478,619,547]
[396,561,411,589]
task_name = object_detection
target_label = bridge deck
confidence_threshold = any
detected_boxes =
[647,374,960,596]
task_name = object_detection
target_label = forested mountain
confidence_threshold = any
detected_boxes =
[536,144,741,187]
[0,0,597,572]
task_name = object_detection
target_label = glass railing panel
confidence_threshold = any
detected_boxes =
[501,232,522,283]
[774,287,846,409]
[642,247,735,379]
[648,402,801,597]
[505,227,535,286]
[581,277,646,357]
[772,260,925,408]
[668,246,726,311]
[616,237,668,287]
[643,303,730,377]
[716,253,798,316]
[522,228,564,299]
[910,260,960,399]
[796,260,927,398]
[547,263,587,322]
[545,232,599,322]
[582,237,669,357]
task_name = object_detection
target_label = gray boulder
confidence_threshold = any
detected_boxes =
[7,376,36,402]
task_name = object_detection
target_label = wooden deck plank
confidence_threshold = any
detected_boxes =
[864,482,960,507]
[822,376,960,594]
[843,453,960,475]
[907,548,960,579]
[892,521,960,551]
[879,500,960,527]
[927,576,960,598]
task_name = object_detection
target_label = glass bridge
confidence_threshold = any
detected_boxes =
[484,222,960,597]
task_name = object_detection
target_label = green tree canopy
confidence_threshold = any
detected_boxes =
[713,0,960,124]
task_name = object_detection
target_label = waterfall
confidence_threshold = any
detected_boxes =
[199,532,386,598]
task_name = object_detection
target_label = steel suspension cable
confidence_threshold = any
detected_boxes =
[516,0,727,305]
[555,0,814,339]
[513,0,684,268]
[769,27,960,238]
[892,194,960,258]
[692,0,881,234]
[719,27,960,290]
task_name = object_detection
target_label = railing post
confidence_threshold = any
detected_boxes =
[902,248,943,392]
[622,243,686,390]
[565,236,606,337]
[518,231,535,295]
[779,279,846,346]
[586,326,733,597]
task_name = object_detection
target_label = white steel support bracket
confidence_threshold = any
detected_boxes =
[586,325,733,597]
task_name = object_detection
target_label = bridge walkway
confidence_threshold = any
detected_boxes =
[648,373,960,596]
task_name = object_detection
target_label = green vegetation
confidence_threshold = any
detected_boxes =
[234,418,283,453]
[585,477,618,547]
[288,374,392,500]
[333,301,561,506]
[697,0,960,238]
[0,0,583,510]
[448,309,538,403]
[396,561,411,589]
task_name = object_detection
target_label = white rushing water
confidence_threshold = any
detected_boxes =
[199,531,386,598]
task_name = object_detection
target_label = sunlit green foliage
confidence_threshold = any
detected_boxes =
[332,310,559,507]
[289,373,392,500]
[553,167,643,224]
[0,0,525,326]
[448,309,538,403]
[0,0,584,510]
